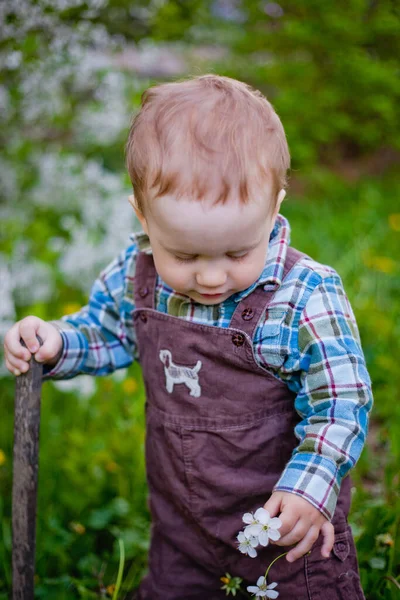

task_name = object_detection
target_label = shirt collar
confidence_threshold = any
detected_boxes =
[233,213,290,301]
[129,213,291,302]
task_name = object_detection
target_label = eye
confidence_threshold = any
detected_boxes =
[174,254,198,264]
[226,252,249,262]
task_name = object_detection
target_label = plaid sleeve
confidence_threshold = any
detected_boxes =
[44,244,138,379]
[273,273,373,520]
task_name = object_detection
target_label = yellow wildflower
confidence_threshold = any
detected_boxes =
[123,377,138,394]
[62,302,82,315]
[376,533,394,547]
[70,522,86,535]
[0,450,6,466]
[364,255,396,274]
[105,460,119,473]
[389,213,400,231]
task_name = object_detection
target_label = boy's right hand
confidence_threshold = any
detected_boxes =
[4,317,63,376]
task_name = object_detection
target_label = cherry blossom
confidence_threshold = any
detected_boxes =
[247,577,279,598]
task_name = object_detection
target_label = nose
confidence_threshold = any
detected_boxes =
[196,264,227,289]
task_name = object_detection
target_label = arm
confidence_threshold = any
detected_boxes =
[45,244,138,379]
[273,273,372,518]
[262,272,373,560]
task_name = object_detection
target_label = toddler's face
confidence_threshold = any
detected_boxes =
[132,187,284,305]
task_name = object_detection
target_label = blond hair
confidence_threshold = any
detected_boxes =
[126,74,290,213]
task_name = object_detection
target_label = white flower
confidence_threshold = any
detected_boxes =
[243,508,282,546]
[247,577,279,598]
[237,531,258,558]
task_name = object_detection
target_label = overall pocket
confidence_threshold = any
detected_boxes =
[181,407,298,548]
[306,525,365,600]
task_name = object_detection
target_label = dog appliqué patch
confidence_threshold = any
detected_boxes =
[159,349,202,398]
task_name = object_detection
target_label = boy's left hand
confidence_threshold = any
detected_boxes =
[263,491,334,562]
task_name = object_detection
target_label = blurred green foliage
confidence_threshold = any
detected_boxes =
[1,1,399,598]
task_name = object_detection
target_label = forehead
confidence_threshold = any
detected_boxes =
[148,194,272,254]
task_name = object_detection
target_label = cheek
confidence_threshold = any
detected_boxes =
[232,254,267,287]
[153,256,191,290]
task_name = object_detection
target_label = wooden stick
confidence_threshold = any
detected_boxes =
[12,345,43,600]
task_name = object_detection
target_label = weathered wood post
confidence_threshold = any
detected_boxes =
[12,344,43,600]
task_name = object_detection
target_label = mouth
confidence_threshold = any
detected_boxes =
[197,292,225,299]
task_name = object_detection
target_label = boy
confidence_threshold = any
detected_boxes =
[4,75,372,599]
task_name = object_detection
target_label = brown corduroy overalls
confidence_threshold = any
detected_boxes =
[132,248,365,600]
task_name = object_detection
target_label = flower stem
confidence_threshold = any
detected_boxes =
[112,538,125,600]
[264,551,289,581]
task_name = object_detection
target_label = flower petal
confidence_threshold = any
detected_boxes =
[257,576,266,586]
[237,531,246,542]
[266,591,279,599]
[268,528,281,541]
[248,546,258,558]
[255,507,270,524]
[267,582,278,589]
[247,586,260,594]
[245,524,263,538]
[269,517,282,529]
[249,536,259,547]
[243,512,254,524]
[259,530,270,546]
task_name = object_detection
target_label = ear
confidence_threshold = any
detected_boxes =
[274,189,286,218]
[128,194,148,234]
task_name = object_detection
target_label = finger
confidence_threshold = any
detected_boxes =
[5,357,22,376]
[4,324,32,362]
[286,526,320,563]
[4,341,32,372]
[19,316,43,353]
[5,355,30,375]
[263,493,283,518]
[320,521,334,558]
[34,323,61,363]
[269,504,300,539]
[275,518,309,547]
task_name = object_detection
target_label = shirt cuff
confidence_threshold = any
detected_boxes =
[43,323,88,380]
[273,453,342,521]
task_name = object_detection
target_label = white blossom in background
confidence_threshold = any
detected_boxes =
[71,49,114,91]
[31,152,135,289]
[53,376,97,400]
[19,29,113,126]
[74,71,129,146]
[0,0,110,42]
[212,0,246,23]
[21,67,67,123]
[0,262,16,376]
[0,85,10,119]
[0,158,18,200]
[263,2,284,18]
[112,368,129,382]
[10,254,54,306]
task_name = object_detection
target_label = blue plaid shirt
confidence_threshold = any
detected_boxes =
[47,214,373,520]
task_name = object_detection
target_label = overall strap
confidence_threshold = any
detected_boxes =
[229,246,307,338]
[134,252,158,309]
